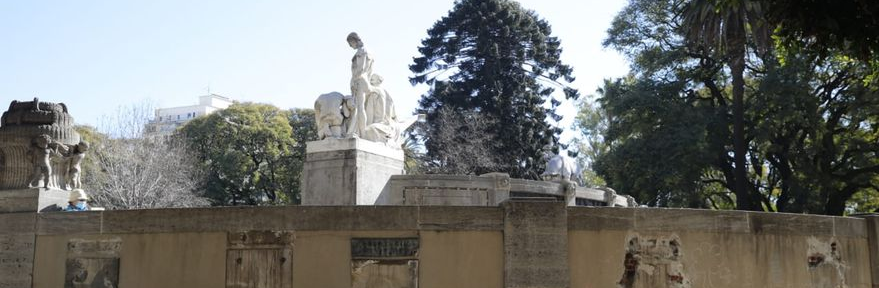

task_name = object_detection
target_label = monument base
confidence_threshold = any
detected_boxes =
[301,138,404,205]
[0,188,70,288]
[0,188,70,213]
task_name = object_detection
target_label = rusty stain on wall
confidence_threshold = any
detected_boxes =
[807,237,847,288]
[618,234,691,288]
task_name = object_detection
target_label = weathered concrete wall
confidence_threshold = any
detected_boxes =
[10,204,879,288]
[568,208,872,288]
[34,232,227,288]
[29,206,505,288]
[503,200,569,288]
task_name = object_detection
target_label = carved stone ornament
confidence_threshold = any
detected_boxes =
[0,98,85,190]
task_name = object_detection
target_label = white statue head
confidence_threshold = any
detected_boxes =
[347,32,363,49]
[369,74,384,86]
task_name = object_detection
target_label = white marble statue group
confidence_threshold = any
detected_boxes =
[28,134,89,190]
[541,143,583,186]
[314,32,422,147]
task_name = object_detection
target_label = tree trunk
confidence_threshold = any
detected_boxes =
[729,48,754,211]
[825,186,859,216]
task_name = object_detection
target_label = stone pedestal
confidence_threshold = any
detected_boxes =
[0,188,69,288]
[0,188,70,213]
[301,138,404,205]
[502,199,569,288]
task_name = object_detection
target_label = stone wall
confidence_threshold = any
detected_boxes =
[3,203,878,287]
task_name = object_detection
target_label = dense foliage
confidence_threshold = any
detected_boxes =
[585,0,879,214]
[181,103,298,205]
[410,0,579,179]
[287,108,319,203]
[766,0,879,58]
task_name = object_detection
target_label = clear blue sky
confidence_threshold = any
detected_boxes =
[0,0,629,140]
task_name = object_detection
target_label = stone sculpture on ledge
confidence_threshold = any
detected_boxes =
[314,92,353,139]
[0,98,86,190]
[541,145,582,185]
[311,32,422,148]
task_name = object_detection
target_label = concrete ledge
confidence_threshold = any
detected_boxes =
[36,211,102,235]
[35,206,505,235]
[567,207,635,230]
[31,205,868,237]
[568,207,866,237]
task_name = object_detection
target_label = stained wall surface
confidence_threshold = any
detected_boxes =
[568,208,873,288]
[13,204,879,288]
[28,206,505,288]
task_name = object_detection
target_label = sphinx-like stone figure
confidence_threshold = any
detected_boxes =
[0,98,84,190]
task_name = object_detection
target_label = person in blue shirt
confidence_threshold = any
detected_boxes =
[65,189,90,211]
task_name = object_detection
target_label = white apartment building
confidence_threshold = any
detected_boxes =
[145,94,234,136]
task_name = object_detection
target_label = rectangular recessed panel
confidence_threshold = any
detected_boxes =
[226,249,291,288]
[351,259,418,288]
[64,258,119,288]
[351,238,418,259]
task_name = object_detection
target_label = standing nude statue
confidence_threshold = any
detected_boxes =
[346,32,374,138]
[66,141,89,190]
[28,134,53,188]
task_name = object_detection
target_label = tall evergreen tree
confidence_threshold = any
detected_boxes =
[410,0,578,179]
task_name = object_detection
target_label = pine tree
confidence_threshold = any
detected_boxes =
[410,0,578,179]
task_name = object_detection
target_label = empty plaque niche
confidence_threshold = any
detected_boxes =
[64,238,122,288]
[226,231,294,288]
[350,238,419,288]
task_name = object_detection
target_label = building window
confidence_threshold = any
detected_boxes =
[177,115,180,120]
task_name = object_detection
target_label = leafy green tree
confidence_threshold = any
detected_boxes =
[572,97,609,187]
[181,103,297,205]
[594,0,879,214]
[410,0,579,179]
[765,0,879,58]
[287,108,318,203]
